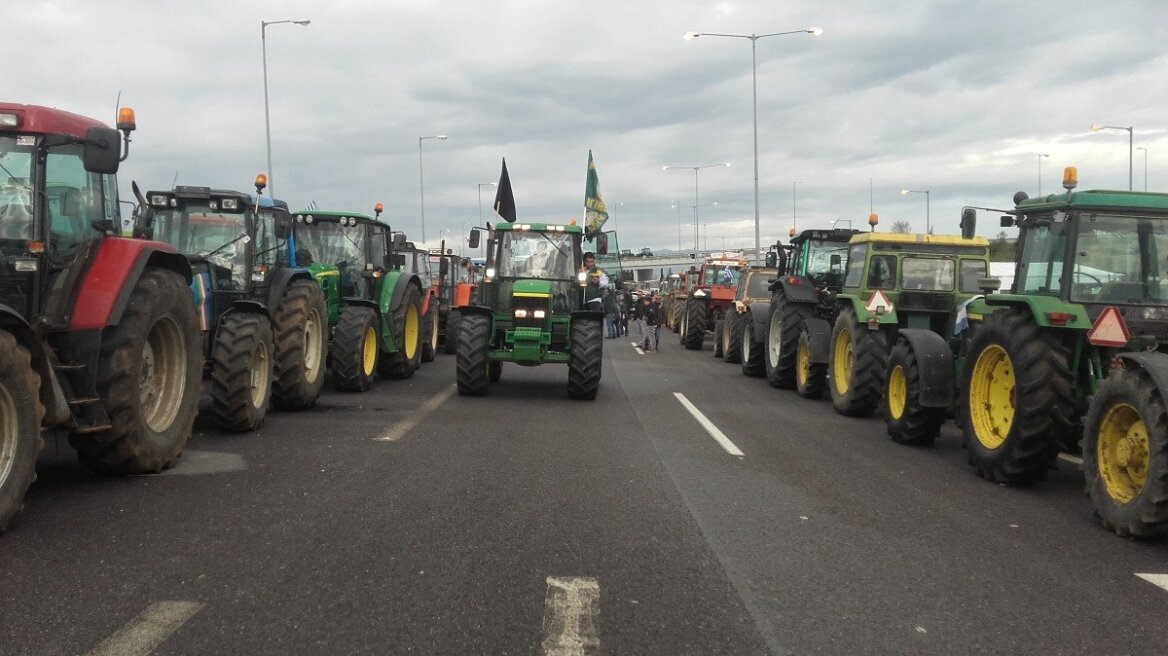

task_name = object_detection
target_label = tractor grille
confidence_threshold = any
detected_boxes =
[511,296,550,329]
[897,290,955,312]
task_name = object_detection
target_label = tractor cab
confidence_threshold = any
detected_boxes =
[782,228,858,292]
[481,223,583,316]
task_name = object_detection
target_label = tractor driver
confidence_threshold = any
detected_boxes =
[582,251,608,311]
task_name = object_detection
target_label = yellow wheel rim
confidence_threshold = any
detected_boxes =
[833,325,853,395]
[404,304,419,359]
[969,344,1014,449]
[797,337,810,387]
[888,365,907,420]
[362,326,377,376]
[1097,403,1149,504]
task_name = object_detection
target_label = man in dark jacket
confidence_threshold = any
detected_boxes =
[641,296,661,351]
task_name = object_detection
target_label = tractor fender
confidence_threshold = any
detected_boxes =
[383,271,423,314]
[802,317,832,364]
[896,328,955,408]
[746,301,770,344]
[0,305,70,425]
[226,300,270,320]
[342,297,379,313]
[1116,352,1168,399]
[263,267,314,313]
[69,238,192,330]
[777,276,820,304]
[458,305,494,318]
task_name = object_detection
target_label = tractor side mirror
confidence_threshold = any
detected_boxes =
[960,208,977,239]
[765,251,777,268]
[978,277,1002,294]
[82,127,122,174]
[596,233,609,255]
[830,253,842,272]
[468,228,481,249]
[1000,215,1015,228]
[274,214,291,239]
[392,253,406,268]
[392,232,407,249]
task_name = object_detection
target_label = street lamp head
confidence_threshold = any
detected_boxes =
[808,27,824,36]
[684,31,700,40]
[1090,124,1103,132]
[436,135,448,140]
[292,19,311,26]
[900,189,910,195]
[662,165,671,171]
[1039,153,1050,158]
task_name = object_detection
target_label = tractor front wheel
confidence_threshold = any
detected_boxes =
[1083,368,1168,537]
[671,303,682,334]
[331,306,379,392]
[0,332,44,532]
[271,279,328,410]
[765,289,814,389]
[683,299,706,350]
[568,317,603,399]
[885,338,943,446]
[960,308,1070,485]
[829,307,887,417]
[380,284,423,380]
[444,311,461,355]
[456,313,491,396]
[75,268,201,472]
[725,313,744,364]
[795,323,827,399]
[421,305,438,363]
[713,319,725,358]
[740,317,765,377]
[209,312,274,432]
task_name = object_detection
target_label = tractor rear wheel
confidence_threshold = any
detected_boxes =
[0,332,44,533]
[209,312,273,432]
[960,308,1070,485]
[765,289,813,389]
[568,317,603,399]
[725,313,744,364]
[740,317,765,377]
[380,284,423,380]
[829,307,888,417]
[489,361,503,383]
[331,306,379,392]
[885,338,943,446]
[456,313,490,396]
[795,323,827,399]
[421,304,438,363]
[271,279,328,410]
[1083,367,1168,537]
[75,268,201,472]
[713,319,725,358]
[671,303,682,333]
[683,299,706,350]
[444,311,461,355]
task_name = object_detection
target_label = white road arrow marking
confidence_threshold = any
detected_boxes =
[541,576,600,656]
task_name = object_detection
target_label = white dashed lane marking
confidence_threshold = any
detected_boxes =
[1136,573,1168,593]
[541,576,600,656]
[375,384,456,442]
[84,601,203,656]
[631,341,645,355]
[673,392,745,457]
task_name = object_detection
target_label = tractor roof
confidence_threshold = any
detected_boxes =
[790,228,860,244]
[293,209,379,224]
[0,103,109,139]
[494,222,584,234]
[851,232,989,248]
[145,187,289,212]
[1016,189,1168,214]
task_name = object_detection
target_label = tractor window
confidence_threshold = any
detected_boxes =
[803,239,851,282]
[0,136,35,255]
[1071,214,1168,305]
[370,227,389,270]
[900,257,954,291]
[496,231,577,280]
[152,207,250,290]
[44,144,104,261]
[702,265,739,287]
[253,209,283,267]
[960,260,988,293]
[843,243,867,288]
[866,255,897,289]
[295,220,368,270]
[747,273,771,298]
[1017,219,1067,296]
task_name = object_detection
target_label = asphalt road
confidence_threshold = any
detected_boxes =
[3,325,1168,655]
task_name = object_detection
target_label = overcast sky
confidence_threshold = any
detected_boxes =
[10,0,1167,252]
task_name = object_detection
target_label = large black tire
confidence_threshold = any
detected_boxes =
[959,308,1071,485]
[682,299,706,350]
[0,333,44,532]
[74,268,201,473]
[270,279,328,410]
[456,313,490,396]
[443,311,461,355]
[764,289,814,389]
[740,316,765,377]
[568,317,603,400]
[380,284,423,380]
[421,303,438,363]
[209,312,274,432]
[794,322,827,399]
[489,360,503,383]
[713,319,725,358]
[885,338,943,446]
[725,313,744,364]
[671,303,682,333]
[1083,367,1168,538]
[331,306,379,393]
[829,307,888,417]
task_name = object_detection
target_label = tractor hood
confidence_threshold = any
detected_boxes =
[511,279,554,298]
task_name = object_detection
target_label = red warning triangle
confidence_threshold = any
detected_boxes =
[1087,306,1130,347]
[866,290,893,314]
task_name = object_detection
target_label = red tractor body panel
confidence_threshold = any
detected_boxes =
[68,238,181,330]
[0,103,110,138]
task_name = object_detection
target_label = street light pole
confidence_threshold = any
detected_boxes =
[664,162,730,255]
[685,27,822,264]
[793,180,803,232]
[1091,124,1134,191]
[1037,153,1050,196]
[864,177,873,215]
[900,189,931,233]
[261,18,310,199]
[1137,147,1149,191]
[418,134,448,243]
[671,201,682,252]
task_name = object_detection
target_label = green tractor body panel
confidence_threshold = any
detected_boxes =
[308,263,343,324]
[968,293,1090,330]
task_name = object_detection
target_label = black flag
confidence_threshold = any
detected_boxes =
[493,158,516,223]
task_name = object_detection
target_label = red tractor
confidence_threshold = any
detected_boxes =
[0,104,201,532]
[679,253,744,350]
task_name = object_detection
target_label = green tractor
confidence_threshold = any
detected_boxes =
[953,168,1168,537]
[827,232,991,418]
[139,178,328,431]
[764,228,858,396]
[288,208,426,392]
[456,222,603,399]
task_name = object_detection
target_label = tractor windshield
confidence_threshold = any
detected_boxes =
[152,207,250,287]
[0,136,34,256]
[1070,213,1168,305]
[295,220,367,268]
[803,239,850,286]
[900,257,955,291]
[497,231,577,280]
[703,265,739,287]
[747,273,771,298]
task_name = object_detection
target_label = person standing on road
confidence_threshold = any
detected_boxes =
[582,251,608,313]
[603,289,619,338]
[642,295,661,351]
[629,292,644,338]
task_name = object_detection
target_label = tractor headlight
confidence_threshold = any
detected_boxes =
[305,215,314,224]
[577,272,587,282]
[515,309,529,318]
[0,113,19,128]
[221,198,239,210]
[533,309,546,319]
[486,267,496,278]
[150,194,168,207]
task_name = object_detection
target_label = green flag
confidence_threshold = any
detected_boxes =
[584,150,608,235]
